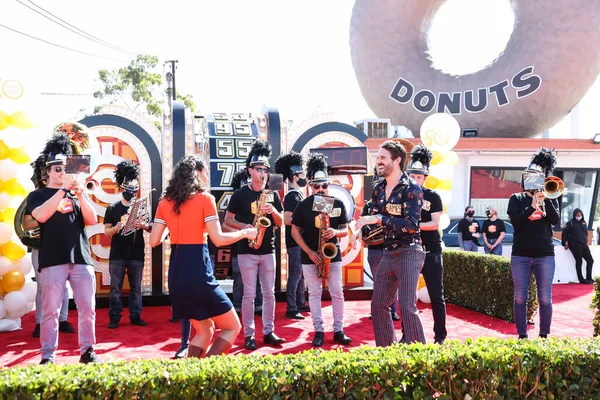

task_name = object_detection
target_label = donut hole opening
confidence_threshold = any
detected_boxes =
[427,0,515,76]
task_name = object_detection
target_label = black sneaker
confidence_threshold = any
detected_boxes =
[434,338,445,345]
[79,347,101,364]
[32,324,40,338]
[539,334,548,339]
[130,318,147,326]
[40,358,54,365]
[333,331,353,345]
[391,312,401,321]
[107,320,119,329]
[284,311,305,320]
[174,345,188,359]
[59,321,75,333]
[518,334,528,340]
[297,305,311,313]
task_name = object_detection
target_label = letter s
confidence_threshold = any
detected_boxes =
[512,66,541,98]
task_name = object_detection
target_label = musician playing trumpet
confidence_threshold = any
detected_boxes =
[104,160,150,329]
[291,153,353,347]
[225,140,285,351]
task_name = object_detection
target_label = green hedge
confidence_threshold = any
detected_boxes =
[592,277,600,337]
[2,338,600,399]
[443,250,538,323]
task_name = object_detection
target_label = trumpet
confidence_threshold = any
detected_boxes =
[535,176,564,216]
[85,179,99,193]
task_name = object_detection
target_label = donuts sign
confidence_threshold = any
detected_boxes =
[390,66,541,114]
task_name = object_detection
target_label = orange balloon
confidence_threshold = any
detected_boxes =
[424,176,439,189]
[0,139,9,159]
[417,274,426,290]
[1,270,25,293]
[0,278,4,297]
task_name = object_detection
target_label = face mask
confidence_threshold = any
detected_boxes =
[297,178,307,188]
[466,211,475,218]
[576,216,582,221]
[486,211,491,218]
[123,191,136,202]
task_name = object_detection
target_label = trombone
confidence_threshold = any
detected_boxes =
[535,176,564,216]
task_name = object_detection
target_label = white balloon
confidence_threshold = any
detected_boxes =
[419,113,461,153]
[8,303,29,319]
[0,256,15,276]
[0,317,21,331]
[26,301,34,313]
[21,282,37,302]
[0,300,6,319]
[429,164,455,180]
[0,159,19,181]
[3,291,27,315]
[0,222,13,245]
[7,195,25,209]
[437,190,453,205]
[0,193,12,210]
[418,287,431,303]
[15,255,33,276]
[439,213,451,230]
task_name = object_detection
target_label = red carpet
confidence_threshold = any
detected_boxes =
[0,283,594,367]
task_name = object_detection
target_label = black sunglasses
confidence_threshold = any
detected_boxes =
[254,167,269,174]
[311,183,329,189]
[52,166,63,173]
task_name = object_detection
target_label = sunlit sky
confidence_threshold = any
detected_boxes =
[1,0,599,138]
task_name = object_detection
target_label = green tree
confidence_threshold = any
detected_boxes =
[91,54,196,128]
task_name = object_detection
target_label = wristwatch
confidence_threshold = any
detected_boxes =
[376,214,383,224]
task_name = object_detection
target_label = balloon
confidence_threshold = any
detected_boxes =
[429,164,455,181]
[0,159,18,180]
[0,255,14,275]
[430,150,444,165]
[439,213,451,230]
[1,270,25,292]
[424,176,439,190]
[0,112,10,131]
[0,281,4,298]
[0,300,5,319]
[437,179,453,191]
[0,139,9,159]
[21,281,37,302]
[3,179,26,196]
[2,291,27,315]
[0,193,11,209]
[1,208,16,226]
[15,256,32,276]
[419,113,461,153]
[15,164,34,182]
[9,111,33,130]
[417,274,426,290]
[1,241,26,260]
[8,147,29,164]
[437,190,453,205]
[26,301,34,313]
[0,222,13,244]
[443,151,459,166]
[418,287,431,303]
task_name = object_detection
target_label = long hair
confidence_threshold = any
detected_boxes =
[165,155,207,215]
[31,154,47,189]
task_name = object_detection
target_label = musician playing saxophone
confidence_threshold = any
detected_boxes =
[104,160,151,329]
[224,140,285,351]
[291,153,353,347]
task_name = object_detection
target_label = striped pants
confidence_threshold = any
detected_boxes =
[371,245,425,346]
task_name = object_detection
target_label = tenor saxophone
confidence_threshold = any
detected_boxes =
[249,190,272,249]
[317,212,337,279]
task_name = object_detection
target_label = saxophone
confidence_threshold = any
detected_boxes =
[317,212,338,279]
[249,190,272,249]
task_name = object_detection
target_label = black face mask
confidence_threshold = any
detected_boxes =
[297,178,307,188]
[466,211,475,218]
[123,191,136,202]
[486,211,491,218]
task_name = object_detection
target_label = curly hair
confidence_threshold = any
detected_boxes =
[31,154,47,189]
[529,147,557,176]
[164,155,207,214]
[114,159,140,187]
[231,169,249,190]
[245,140,272,168]
[274,151,304,181]
[306,152,328,181]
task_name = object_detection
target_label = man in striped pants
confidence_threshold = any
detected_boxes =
[356,140,426,346]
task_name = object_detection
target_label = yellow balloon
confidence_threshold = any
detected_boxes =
[0,277,4,297]
[9,111,32,130]
[0,139,9,160]
[430,150,444,165]
[1,241,26,260]
[3,179,26,196]
[0,111,10,131]
[1,270,25,293]
[2,207,16,225]
[437,179,453,191]
[443,151,459,166]
[418,274,426,291]
[424,175,439,189]
[8,147,30,164]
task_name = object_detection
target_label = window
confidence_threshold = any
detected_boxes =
[470,168,522,219]
[559,170,597,229]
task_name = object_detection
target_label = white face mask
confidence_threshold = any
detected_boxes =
[576,216,582,221]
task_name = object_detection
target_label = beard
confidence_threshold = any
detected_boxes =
[377,163,394,178]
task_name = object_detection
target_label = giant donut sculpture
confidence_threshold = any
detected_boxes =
[350,0,600,138]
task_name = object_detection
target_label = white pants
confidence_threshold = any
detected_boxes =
[302,261,344,333]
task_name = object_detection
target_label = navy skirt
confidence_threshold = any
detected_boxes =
[168,244,232,320]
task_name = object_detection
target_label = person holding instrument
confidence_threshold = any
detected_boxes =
[291,153,353,347]
[507,147,560,339]
[150,155,256,358]
[225,140,285,351]
[104,160,151,329]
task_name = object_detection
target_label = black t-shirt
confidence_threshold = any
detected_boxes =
[360,200,384,250]
[226,185,283,255]
[482,218,506,241]
[104,200,146,262]
[457,218,481,244]
[27,187,94,269]
[284,189,304,248]
[292,194,349,265]
[420,188,443,253]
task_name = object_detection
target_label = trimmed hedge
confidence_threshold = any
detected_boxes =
[592,277,600,337]
[1,338,600,399]
[443,250,538,323]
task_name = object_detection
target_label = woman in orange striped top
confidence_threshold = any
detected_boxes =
[150,156,257,358]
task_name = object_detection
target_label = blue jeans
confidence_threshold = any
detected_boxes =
[511,255,555,336]
[286,246,306,313]
[231,256,262,312]
[484,238,503,255]
[368,247,397,314]
[463,241,478,252]
[108,259,144,321]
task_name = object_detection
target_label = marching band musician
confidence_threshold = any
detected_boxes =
[291,153,353,347]
[225,140,286,351]
[104,160,151,329]
[406,144,447,345]
[28,124,101,364]
[355,140,426,346]
[273,151,310,320]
